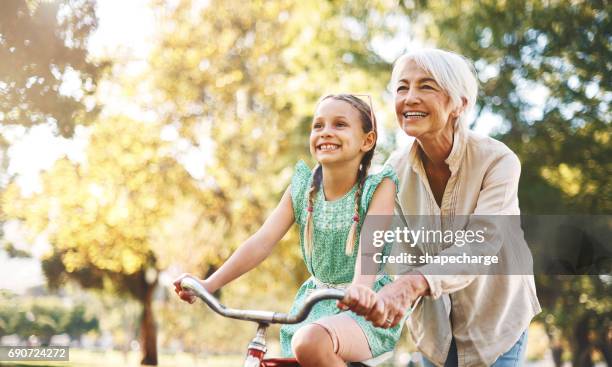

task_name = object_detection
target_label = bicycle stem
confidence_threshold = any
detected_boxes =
[244,323,268,367]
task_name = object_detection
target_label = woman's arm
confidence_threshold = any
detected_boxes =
[174,186,295,302]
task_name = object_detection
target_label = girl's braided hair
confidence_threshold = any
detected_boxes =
[304,94,377,256]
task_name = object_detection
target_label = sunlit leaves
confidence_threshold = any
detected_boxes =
[0,0,103,136]
[3,117,197,278]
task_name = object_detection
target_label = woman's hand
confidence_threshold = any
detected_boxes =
[173,273,213,304]
[337,284,378,315]
[366,273,429,329]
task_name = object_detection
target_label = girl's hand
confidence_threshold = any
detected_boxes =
[337,284,377,315]
[173,273,212,304]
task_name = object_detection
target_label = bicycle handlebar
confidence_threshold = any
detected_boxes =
[180,276,345,324]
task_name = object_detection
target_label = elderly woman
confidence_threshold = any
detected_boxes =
[349,49,541,366]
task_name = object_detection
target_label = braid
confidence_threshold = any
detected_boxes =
[304,165,322,255]
[344,154,374,255]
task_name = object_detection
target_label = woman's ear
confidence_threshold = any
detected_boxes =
[451,97,468,118]
[362,131,377,152]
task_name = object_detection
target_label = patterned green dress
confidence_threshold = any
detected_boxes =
[279,160,403,358]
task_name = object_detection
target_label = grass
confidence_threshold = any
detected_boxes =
[0,349,244,367]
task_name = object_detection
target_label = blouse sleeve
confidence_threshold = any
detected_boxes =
[290,160,313,225]
[360,165,399,214]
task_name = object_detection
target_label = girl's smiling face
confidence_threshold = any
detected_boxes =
[394,60,458,139]
[310,98,375,166]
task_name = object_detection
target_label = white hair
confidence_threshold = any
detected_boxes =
[391,48,478,129]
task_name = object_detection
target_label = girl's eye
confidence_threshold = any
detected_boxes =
[336,122,347,127]
[312,123,322,129]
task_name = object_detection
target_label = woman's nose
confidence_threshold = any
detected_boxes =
[403,88,421,105]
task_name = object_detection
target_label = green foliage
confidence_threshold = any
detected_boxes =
[0,295,99,343]
[409,0,611,214]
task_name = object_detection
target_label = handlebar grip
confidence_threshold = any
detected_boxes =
[180,276,346,324]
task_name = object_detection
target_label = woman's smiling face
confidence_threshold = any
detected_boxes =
[309,98,372,166]
[394,60,457,139]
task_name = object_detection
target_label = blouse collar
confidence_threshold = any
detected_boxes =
[407,122,468,174]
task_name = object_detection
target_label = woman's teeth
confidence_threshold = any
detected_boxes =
[403,112,428,119]
[319,144,339,151]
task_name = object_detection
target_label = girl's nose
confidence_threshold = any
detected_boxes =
[319,125,334,137]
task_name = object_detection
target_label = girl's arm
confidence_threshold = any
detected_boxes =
[174,187,295,302]
[338,178,396,314]
[352,177,397,287]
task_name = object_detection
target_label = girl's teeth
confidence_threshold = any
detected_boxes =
[320,144,338,151]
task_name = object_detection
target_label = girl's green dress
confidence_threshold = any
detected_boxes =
[279,160,403,358]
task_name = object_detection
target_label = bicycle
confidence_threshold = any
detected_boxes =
[181,276,420,367]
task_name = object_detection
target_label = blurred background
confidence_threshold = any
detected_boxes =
[0,0,609,366]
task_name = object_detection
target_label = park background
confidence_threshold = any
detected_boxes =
[0,0,609,366]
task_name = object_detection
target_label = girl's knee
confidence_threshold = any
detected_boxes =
[291,324,334,359]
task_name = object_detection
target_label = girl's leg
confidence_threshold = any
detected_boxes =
[292,313,373,366]
[291,323,345,367]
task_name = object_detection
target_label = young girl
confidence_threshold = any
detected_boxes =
[174,94,402,366]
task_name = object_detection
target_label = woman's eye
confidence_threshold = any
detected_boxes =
[421,84,434,90]
[397,86,408,92]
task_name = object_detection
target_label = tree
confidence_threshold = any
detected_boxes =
[2,117,215,365]
[404,0,611,364]
[0,0,105,254]
[0,0,103,137]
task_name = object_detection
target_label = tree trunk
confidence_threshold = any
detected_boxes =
[572,314,593,367]
[551,346,563,367]
[595,323,612,367]
[544,322,563,367]
[140,284,158,365]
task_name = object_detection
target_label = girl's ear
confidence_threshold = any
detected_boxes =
[361,131,377,152]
